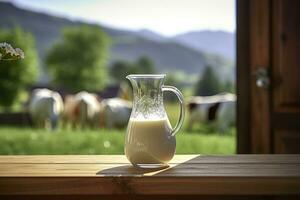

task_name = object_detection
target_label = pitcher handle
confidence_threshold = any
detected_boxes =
[162,85,185,136]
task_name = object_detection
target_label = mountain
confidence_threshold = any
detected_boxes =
[134,29,235,60]
[0,2,234,83]
[134,29,166,42]
[173,31,235,59]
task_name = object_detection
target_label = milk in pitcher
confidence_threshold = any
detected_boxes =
[125,117,176,166]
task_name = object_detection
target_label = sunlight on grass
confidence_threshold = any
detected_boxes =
[0,126,235,155]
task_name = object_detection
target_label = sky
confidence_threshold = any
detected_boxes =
[10,0,236,36]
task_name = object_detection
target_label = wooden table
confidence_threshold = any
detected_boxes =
[0,155,300,199]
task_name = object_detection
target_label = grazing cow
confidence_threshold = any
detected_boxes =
[118,82,132,101]
[216,99,236,132]
[61,94,78,128]
[100,98,132,129]
[63,92,101,129]
[29,88,64,130]
[187,93,236,132]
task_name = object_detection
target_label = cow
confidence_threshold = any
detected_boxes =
[99,98,132,129]
[117,82,132,101]
[61,94,78,129]
[62,92,101,129]
[29,88,64,130]
[216,98,236,133]
[187,93,236,133]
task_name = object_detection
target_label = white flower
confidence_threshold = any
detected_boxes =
[0,42,25,61]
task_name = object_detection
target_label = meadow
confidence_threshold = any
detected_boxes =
[0,126,235,155]
[0,103,236,155]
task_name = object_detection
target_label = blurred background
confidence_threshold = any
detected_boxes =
[0,0,236,155]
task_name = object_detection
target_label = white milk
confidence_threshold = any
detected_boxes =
[125,118,176,165]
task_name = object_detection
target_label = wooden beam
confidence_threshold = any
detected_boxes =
[237,0,251,153]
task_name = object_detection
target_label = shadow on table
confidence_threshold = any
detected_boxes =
[96,164,169,176]
[96,155,202,176]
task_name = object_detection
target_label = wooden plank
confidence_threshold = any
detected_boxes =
[273,0,300,113]
[272,113,300,130]
[1,177,300,195]
[0,155,300,195]
[275,131,300,153]
[1,154,300,164]
[237,0,251,154]
[0,155,195,164]
[0,163,300,177]
[250,0,271,154]
[0,195,277,200]
[237,0,275,154]
[0,155,300,196]
[0,195,275,200]
[272,0,300,154]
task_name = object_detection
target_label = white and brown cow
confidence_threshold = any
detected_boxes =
[29,88,64,130]
[62,91,101,129]
[187,93,236,132]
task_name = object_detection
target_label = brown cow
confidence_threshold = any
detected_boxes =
[62,92,101,129]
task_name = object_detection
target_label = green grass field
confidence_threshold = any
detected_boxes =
[0,126,235,155]
[0,103,236,155]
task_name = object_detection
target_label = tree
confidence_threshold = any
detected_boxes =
[46,25,110,92]
[0,28,38,108]
[110,56,156,83]
[110,60,133,82]
[222,79,235,93]
[134,56,156,74]
[194,66,221,96]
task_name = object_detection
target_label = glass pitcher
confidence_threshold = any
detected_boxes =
[125,74,185,168]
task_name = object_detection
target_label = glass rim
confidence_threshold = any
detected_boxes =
[126,74,166,79]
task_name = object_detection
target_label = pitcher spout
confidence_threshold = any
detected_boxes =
[125,75,131,80]
[126,74,166,80]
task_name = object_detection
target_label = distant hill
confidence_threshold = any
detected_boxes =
[0,2,234,83]
[134,29,235,60]
[134,29,167,42]
[173,31,235,59]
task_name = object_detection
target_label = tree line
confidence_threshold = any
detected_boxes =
[0,26,234,109]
